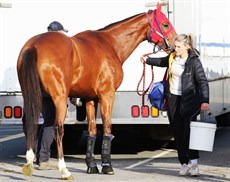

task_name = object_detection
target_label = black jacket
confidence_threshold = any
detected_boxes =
[146,50,209,116]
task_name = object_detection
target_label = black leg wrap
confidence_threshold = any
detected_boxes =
[101,135,114,175]
[85,136,99,174]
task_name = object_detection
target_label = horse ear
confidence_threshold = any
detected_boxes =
[156,2,162,14]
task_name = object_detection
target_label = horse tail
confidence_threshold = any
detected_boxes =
[19,47,42,148]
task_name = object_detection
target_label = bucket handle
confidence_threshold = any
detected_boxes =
[190,110,214,123]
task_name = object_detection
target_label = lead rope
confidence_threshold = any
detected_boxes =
[137,53,155,106]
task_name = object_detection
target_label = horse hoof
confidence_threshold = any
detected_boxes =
[22,163,33,176]
[101,166,114,175]
[62,175,74,180]
[86,166,99,174]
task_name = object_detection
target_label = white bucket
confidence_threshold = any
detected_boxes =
[189,121,217,152]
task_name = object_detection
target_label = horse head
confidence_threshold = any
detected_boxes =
[146,2,177,54]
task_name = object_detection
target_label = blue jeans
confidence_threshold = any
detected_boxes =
[36,97,55,163]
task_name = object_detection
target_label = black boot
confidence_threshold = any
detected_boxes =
[85,136,99,174]
[101,135,114,175]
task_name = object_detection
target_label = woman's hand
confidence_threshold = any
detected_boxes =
[201,103,209,111]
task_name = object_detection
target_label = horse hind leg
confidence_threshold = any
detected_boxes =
[22,149,35,176]
[22,133,37,176]
[22,114,37,176]
[53,96,74,180]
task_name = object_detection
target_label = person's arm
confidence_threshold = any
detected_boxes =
[141,54,170,67]
[194,59,210,111]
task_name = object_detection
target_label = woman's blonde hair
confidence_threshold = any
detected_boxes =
[175,34,200,56]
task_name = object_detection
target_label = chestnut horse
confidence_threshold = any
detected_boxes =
[17,3,176,180]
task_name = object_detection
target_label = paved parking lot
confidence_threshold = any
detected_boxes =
[0,125,229,182]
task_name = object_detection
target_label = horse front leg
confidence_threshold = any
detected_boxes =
[101,134,114,174]
[54,98,74,180]
[85,100,99,174]
[100,94,115,175]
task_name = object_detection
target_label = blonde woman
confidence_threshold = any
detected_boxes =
[141,34,209,176]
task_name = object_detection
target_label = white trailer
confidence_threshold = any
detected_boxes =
[173,0,230,126]
[0,1,229,134]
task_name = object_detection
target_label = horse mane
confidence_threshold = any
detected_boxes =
[97,12,144,31]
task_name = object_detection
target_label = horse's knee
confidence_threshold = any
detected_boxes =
[88,122,97,136]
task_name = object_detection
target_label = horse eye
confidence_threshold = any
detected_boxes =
[162,23,169,31]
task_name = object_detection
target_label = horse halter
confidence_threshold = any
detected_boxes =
[146,10,172,53]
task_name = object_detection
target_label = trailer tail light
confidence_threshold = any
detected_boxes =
[4,106,12,118]
[131,105,140,117]
[141,105,149,117]
[14,106,22,118]
[131,105,160,118]
[151,106,159,117]
[4,106,23,118]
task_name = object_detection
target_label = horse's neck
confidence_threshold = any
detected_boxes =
[102,13,148,64]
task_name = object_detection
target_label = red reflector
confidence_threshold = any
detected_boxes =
[141,105,149,117]
[14,106,22,118]
[131,105,140,117]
